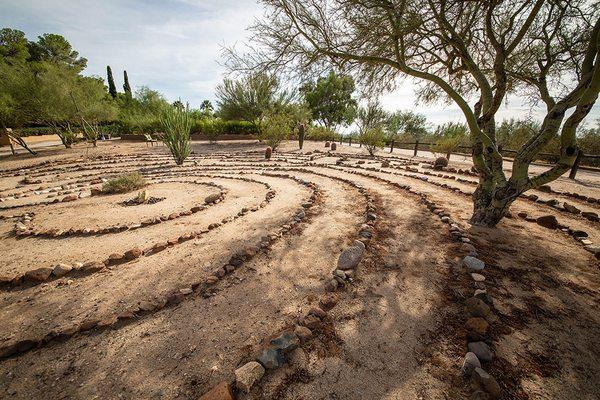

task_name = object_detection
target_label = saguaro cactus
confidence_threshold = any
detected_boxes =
[298,123,305,149]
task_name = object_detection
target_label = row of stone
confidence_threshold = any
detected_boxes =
[14,180,225,238]
[199,167,377,399]
[2,175,271,288]
[0,174,322,359]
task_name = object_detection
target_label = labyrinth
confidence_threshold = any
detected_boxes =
[0,141,599,400]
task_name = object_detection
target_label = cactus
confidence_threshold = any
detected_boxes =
[298,123,305,149]
[331,142,337,151]
[265,146,272,160]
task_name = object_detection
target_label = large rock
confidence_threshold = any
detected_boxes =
[468,341,493,362]
[536,215,558,229]
[465,297,491,318]
[257,347,285,369]
[52,263,73,277]
[433,157,448,170]
[460,352,481,377]
[235,361,265,393]
[269,331,299,353]
[337,240,366,270]
[563,202,581,214]
[204,193,221,204]
[474,367,502,398]
[24,267,53,282]
[463,256,485,271]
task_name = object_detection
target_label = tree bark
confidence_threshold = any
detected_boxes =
[470,179,521,227]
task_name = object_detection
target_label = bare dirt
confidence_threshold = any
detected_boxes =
[0,140,598,400]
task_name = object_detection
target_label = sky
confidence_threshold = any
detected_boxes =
[1,0,598,128]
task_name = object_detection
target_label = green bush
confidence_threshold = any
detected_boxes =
[260,112,292,150]
[359,126,385,156]
[102,172,147,194]
[308,125,337,141]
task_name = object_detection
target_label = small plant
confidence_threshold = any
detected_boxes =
[359,126,385,156]
[260,111,292,151]
[161,103,192,165]
[102,172,147,194]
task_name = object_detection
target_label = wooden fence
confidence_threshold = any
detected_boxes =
[339,137,600,179]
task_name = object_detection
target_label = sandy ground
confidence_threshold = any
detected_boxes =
[0,140,598,400]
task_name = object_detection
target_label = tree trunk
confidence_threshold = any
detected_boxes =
[469,180,520,227]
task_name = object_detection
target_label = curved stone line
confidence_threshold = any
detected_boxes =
[15,180,225,239]
[0,175,322,360]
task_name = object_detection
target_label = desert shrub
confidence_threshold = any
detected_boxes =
[432,122,468,158]
[260,112,292,150]
[102,172,146,194]
[359,126,385,156]
[193,118,224,143]
[308,125,337,141]
[161,105,192,165]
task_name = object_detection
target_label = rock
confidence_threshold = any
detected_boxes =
[53,263,73,277]
[82,261,104,272]
[461,243,478,256]
[536,215,558,229]
[461,352,481,377]
[319,293,338,311]
[473,367,502,398]
[463,256,485,271]
[179,288,193,295]
[468,341,493,362]
[563,202,581,214]
[337,241,366,270]
[257,347,285,369]
[62,194,78,202]
[325,278,339,292]
[433,157,448,170]
[471,273,485,282]
[235,361,265,393]
[204,193,221,204]
[124,247,142,260]
[206,276,219,284]
[465,297,491,318]
[582,211,599,222]
[198,381,234,400]
[294,325,312,341]
[465,317,489,335]
[309,307,327,319]
[270,331,300,353]
[298,314,321,330]
[24,267,53,282]
[381,160,390,167]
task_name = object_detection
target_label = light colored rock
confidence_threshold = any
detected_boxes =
[471,273,486,282]
[337,240,366,270]
[461,352,481,376]
[463,256,485,271]
[53,263,73,277]
[235,361,265,393]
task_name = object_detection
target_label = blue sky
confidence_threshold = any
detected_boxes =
[1,0,598,127]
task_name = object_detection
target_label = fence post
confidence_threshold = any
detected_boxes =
[569,150,583,179]
[390,140,395,153]
[349,137,352,146]
[413,140,419,157]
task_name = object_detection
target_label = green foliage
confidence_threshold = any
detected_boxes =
[216,72,293,130]
[102,172,147,194]
[260,111,293,150]
[300,71,357,130]
[0,28,30,61]
[356,101,388,137]
[194,118,224,143]
[107,66,117,99]
[200,100,213,113]
[27,33,87,72]
[432,122,469,156]
[359,126,386,156]
[161,104,192,165]
[308,125,337,141]
[386,110,429,142]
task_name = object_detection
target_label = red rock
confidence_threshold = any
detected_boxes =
[309,307,327,319]
[24,267,53,282]
[124,247,142,260]
[198,381,234,400]
[82,261,104,272]
[319,294,338,311]
[465,317,489,335]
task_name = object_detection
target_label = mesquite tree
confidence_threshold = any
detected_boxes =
[229,0,600,227]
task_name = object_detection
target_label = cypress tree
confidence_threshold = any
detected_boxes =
[123,70,132,98]
[106,66,117,98]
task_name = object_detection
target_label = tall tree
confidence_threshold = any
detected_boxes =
[231,0,600,227]
[386,111,429,142]
[356,100,388,137]
[106,65,117,99]
[300,71,357,131]
[0,28,30,62]
[28,33,87,71]
[123,70,132,98]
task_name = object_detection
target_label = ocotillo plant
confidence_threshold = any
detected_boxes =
[161,104,192,165]
[298,123,305,149]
